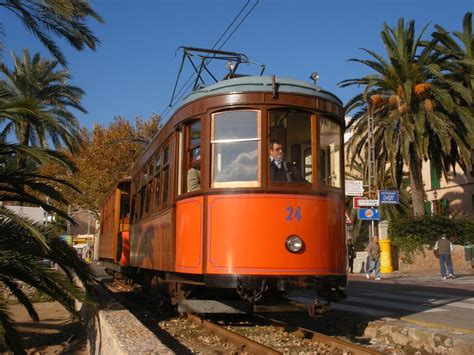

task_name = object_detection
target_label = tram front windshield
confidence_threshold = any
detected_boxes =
[269,109,312,183]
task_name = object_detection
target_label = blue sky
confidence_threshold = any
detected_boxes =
[2,0,473,129]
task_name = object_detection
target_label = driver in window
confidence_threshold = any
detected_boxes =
[269,140,304,182]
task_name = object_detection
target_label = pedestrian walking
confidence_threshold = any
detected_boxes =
[434,233,455,280]
[347,238,356,274]
[365,235,381,280]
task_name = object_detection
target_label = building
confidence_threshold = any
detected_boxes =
[345,116,474,216]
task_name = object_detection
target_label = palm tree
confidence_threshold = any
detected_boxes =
[0,143,95,354]
[430,12,474,98]
[0,0,103,66]
[340,18,474,216]
[0,91,94,354]
[0,49,85,156]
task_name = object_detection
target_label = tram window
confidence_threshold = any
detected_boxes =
[211,111,260,187]
[269,109,312,183]
[145,162,153,214]
[185,120,201,192]
[161,145,170,205]
[153,153,161,210]
[139,169,146,218]
[319,118,342,188]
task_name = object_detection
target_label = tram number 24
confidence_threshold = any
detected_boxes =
[286,206,301,222]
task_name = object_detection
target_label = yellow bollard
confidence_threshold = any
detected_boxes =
[379,239,393,273]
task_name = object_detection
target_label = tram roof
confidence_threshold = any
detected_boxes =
[178,75,343,109]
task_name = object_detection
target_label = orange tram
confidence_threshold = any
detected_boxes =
[99,57,346,311]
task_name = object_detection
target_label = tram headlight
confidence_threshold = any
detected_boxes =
[285,235,303,253]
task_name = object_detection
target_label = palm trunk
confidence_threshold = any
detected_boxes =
[16,125,30,206]
[408,151,425,216]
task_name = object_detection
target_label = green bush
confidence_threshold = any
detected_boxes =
[388,216,470,262]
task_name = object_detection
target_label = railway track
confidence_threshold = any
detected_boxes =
[101,275,384,354]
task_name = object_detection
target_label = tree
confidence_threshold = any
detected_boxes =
[430,12,474,99]
[0,0,103,66]
[340,17,474,216]
[0,145,94,354]
[0,82,96,353]
[39,115,162,215]
[0,50,85,168]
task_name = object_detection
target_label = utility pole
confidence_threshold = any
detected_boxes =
[367,109,377,238]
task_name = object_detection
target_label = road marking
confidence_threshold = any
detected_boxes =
[359,292,474,310]
[347,296,446,313]
[331,303,394,317]
[406,291,472,300]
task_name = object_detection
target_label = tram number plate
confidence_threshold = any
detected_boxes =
[286,206,301,222]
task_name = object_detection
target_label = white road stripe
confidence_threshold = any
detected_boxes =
[358,292,474,310]
[347,296,446,313]
[331,303,394,317]
[407,291,473,300]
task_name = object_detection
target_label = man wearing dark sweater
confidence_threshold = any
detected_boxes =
[269,140,304,182]
[434,233,455,280]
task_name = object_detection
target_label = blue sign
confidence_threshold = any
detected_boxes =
[379,190,399,204]
[358,208,380,221]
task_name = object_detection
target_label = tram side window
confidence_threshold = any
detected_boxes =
[269,109,312,183]
[145,162,153,215]
[161,145,170,206]
[153,153,161,211]
[211,111,260,188]
[319,118,342,188]
[139,169,147,218]
[185,120,201,192]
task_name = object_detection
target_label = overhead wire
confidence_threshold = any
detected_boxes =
[159,0,259,121]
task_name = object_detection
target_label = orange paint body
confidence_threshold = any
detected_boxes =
[175,194,345,276]
[120,231,130,266]
[176,197,203,273]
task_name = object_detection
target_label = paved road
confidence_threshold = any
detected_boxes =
[336,272,474,333]
[288,271,474,333]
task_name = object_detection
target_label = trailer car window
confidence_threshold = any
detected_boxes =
[211,111,260,187]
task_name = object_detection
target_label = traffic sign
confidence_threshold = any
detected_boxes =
[379,190,399,204]
[358,199,379,207]
[345,180,364,196]
[353,197,368,209]
[358,208,380,221]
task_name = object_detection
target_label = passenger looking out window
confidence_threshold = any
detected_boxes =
[269,109,312,183]
[269,140,304,182]
[186,120,201,192]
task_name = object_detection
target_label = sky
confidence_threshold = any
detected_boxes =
[2,0,473,129]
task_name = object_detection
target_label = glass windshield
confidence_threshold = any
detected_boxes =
[212,111,260,187]
[269,109,312,183]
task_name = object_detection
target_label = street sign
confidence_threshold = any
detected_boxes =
[353,197,368,209]
[358,199,379,207]
[358,208,380,221]
[345,180,364,196]
[379,190,399,204]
